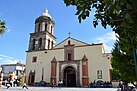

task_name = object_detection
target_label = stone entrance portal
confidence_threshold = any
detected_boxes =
[63,66,76,87]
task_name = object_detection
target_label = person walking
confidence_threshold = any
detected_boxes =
[22,83,28,89]
[51,79,55,88]
[6,82,11,89]
[58,80,61,88]
[60,80,63,87]
[5,79,8,86]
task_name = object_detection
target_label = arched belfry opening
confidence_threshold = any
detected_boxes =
[32,39,36,50]
[45,23,47,31]
[63,66,76,87]
[28,9,56,51]
[38,38,42,49]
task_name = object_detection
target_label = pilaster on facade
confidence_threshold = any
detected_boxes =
[82,55,89,87]
[51,57,57,84]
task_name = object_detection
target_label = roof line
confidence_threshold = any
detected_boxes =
[54,37,88,47]
[52,43,103,50]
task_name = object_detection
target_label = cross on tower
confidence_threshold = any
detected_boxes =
[68,32,71,37]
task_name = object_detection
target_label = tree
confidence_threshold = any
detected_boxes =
[111,36,136,82]
[64,0,137,81]
[64,0,137,36]
[0,20,6,35]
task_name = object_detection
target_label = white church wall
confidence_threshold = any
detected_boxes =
[26,48,65,84]
[43,49,64,83]
[74,44,112,84]
[26,43,112,86]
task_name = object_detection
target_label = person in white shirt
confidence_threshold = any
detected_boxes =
[22,83,28,89]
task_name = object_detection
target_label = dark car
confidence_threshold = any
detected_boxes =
[39,81,47,86]
[34,81,47,87]
[33,82,40,86]
[96,80,104,88]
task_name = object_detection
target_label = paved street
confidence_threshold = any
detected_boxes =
[0,86,118,91]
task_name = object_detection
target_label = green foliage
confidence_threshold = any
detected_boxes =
[64,0,137,36]
[0,20,6,35]
[111,37,136,82]
[64,0,137,82]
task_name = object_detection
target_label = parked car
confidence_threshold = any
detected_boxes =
[96,80,104,88]
[89,80,113,88]
[39,81,47,86]
[33,81,47,87]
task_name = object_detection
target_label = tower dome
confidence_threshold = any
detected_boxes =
[29,8,56,51]
[35,9,54,24]
[41,9,52,19]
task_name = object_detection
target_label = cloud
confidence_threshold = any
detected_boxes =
[95,32,116,43]
[5,26,12,33]
[0,54,14,59]
[94,31,116,53]
[103,43,113,53]
[0,54,23,65]
[7,28,11,33]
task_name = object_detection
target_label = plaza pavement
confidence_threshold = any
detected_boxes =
[0,86,118,91]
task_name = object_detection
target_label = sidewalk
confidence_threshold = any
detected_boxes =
[0,86,118,91]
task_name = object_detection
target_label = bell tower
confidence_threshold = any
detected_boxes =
[28,9,56,51]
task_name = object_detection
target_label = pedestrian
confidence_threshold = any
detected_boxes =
[60,80,63,87]
[13,78,16,87]
[51,79,55,88]
[22,83,28,89]
[6,83,11,89]
[117,86,121,91]
[10,79,13,87]
[58,80,62,88]
[5,79,8,86]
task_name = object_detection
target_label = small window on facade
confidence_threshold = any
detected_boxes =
[38,23,41,32]
[68,53,71,61]
[97,70,102,79]
[32,57,37,63]
[45,23,47,31]
[68,40,71,45]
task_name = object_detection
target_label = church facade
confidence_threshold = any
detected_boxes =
[25,9,112,87]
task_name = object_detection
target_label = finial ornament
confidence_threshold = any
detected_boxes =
[45,9,48,13]
[68,32,71,37]
[41,8,52,18]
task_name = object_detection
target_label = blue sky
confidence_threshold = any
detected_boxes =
[0,0,116,65]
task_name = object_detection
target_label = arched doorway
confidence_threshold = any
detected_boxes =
[63,66,76,87]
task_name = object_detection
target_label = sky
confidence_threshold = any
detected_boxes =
[0,0,116,65]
